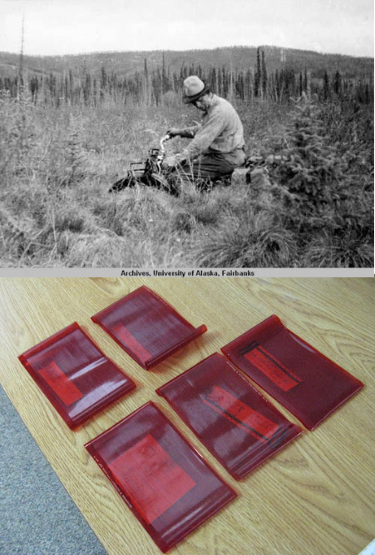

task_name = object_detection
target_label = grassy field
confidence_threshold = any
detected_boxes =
[0,91,373,268]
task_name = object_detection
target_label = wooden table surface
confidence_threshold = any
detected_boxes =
[0,277,374,555]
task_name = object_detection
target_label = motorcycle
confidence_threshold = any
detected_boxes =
[109,134,173,193]
[109,134,260,194]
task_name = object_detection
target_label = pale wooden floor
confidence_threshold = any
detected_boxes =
[0,277,374,555]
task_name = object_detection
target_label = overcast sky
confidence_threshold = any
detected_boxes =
[0,0,373,57]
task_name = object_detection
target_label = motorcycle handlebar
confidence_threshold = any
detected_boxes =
[159,134,172,151]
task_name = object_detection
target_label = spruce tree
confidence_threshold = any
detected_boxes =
[261,49,267,98]
[254,47,261,97]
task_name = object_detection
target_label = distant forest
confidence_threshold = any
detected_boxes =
[0,45,373,106]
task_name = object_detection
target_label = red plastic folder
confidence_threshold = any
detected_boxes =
[221,315,364,430]
[91,286,207,369]
[156,353,302,480]
[18,322,136,430]
[85,402,237,553]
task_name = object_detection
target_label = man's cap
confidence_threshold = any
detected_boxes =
[183,76,210,104]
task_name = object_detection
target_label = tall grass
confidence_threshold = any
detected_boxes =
[0,90,373,268]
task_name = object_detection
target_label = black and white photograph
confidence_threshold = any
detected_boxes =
[0,0,373,271]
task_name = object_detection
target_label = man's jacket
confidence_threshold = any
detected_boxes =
[174,95,246,167]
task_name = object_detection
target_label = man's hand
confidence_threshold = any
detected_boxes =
[163,155,178,169]
[166,128,181,137]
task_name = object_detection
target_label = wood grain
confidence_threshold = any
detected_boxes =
[0,277,374,555]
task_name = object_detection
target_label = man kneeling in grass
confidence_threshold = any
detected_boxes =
[163,75,246,191]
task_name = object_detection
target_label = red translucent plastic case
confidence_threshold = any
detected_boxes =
[85,401,237,553]
[156,353,302,480]
[221,315,364,430]
[91,286,207,369]
[18,322,136,430]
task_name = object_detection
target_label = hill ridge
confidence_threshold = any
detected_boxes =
[0,44,373,80]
